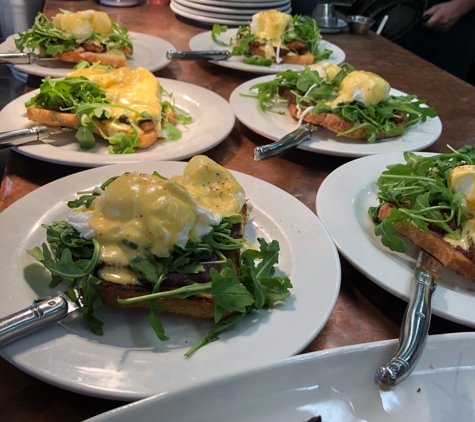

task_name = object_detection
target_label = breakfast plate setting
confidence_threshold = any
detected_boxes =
[317,152,475,327]
[0,78,235,167]
[230,75,443,157]
[0,32,175,78]
[189,28,346,74]
[0,161,341,400]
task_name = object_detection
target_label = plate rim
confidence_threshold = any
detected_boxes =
[0,160,341,400]
[229,74,442,157]
[0,78,235,167]
[189,28,346,74]
[316,151,475,327]
[85,331,475,422]
[0,31,175,77]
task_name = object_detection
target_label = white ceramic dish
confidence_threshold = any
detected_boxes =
[174,0,289,14]
[86,332,475,421]
[190,0,289,6]
[317,152,475,327]
[0,32,175,78]
[171,1,291,24]
[230,75,442,157]
[0,78,234,167]
[0,161,341,401]
[189,28,346,74]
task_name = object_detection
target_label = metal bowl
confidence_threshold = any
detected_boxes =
[347,15,375,35]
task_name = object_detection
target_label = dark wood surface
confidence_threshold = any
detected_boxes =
[1,2,475,420]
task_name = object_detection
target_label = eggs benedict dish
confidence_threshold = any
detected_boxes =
[370,146,475,282]
[27,156,292,356]
[211,10,332,66]
[251,63,437,143]
[15,10,133,67]
[24,62,190,154]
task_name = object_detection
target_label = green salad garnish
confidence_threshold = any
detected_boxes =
[26,173,292,356]
[210,13,331,67]
[15,11,133,57]
[246,64,438,143]
[369,146,475,252]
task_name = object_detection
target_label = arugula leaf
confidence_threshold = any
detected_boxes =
[211,24,233,46]
[210,265,254,322]
[371,147,475,252]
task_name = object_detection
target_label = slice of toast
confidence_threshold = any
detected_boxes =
[378,202,475,281]
[93,202,249,319]
[26,105,159,149]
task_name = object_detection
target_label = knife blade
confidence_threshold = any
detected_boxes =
[376,249,442,389]
[0,289,83,347]
[0,52,59,65]
[254,124,317,161]
[166,49,232,61]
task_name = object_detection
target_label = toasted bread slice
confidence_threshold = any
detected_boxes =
[378,202,475,281]
[288,103,405,140]
[248,40,315,65]
[26,105,159,149]
[94,202,249,319]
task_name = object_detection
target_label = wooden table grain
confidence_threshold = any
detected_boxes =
[1,1,474,420]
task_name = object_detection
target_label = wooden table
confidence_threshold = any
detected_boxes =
[1,1,475,420]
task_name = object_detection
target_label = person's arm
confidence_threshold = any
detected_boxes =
[424,0,475,31]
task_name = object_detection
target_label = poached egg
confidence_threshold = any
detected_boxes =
[68,156,246,285]
[443,165,475,249]
[67,66,162,137]
[326,70,390,108]
[53,10,112,40]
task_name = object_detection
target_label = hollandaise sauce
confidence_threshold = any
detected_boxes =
[68,156,246,285]
[68,67,162,136]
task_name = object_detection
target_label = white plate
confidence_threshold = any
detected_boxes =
[230,75,442,157]
[0,78,234,167]
[317,152,475,327]
[86,332,475,422]
[0,161,341,400]
[0,32,175,78]
[189,28,346,74]
[171,1,291,24]
[190,0,289,6]
[174,0,289,14]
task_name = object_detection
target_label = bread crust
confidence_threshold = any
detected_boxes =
[26,105,159,149]
[378,202,475,281]
[288,103,405,140]
[93,203,249,319]
[51,45,131,68]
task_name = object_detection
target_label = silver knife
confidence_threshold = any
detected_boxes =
[0,52,59,65]
[0,126,52,148]
[376,249,442,388]
[166,49,232,61]
[0,289,83,347]
[254,124,317,161]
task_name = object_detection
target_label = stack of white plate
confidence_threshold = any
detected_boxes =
[170,0,292,26]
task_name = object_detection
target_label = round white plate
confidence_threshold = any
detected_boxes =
[317,152,475,327]
[230,75,442,157]
[0,161,340,401]
[189,29,346,74]
[0,78,234,167]
[0,32,175,78]
[86,332,475,422]
[171,1,290,24]
[190,0,289,6]
[174,0,289,14]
